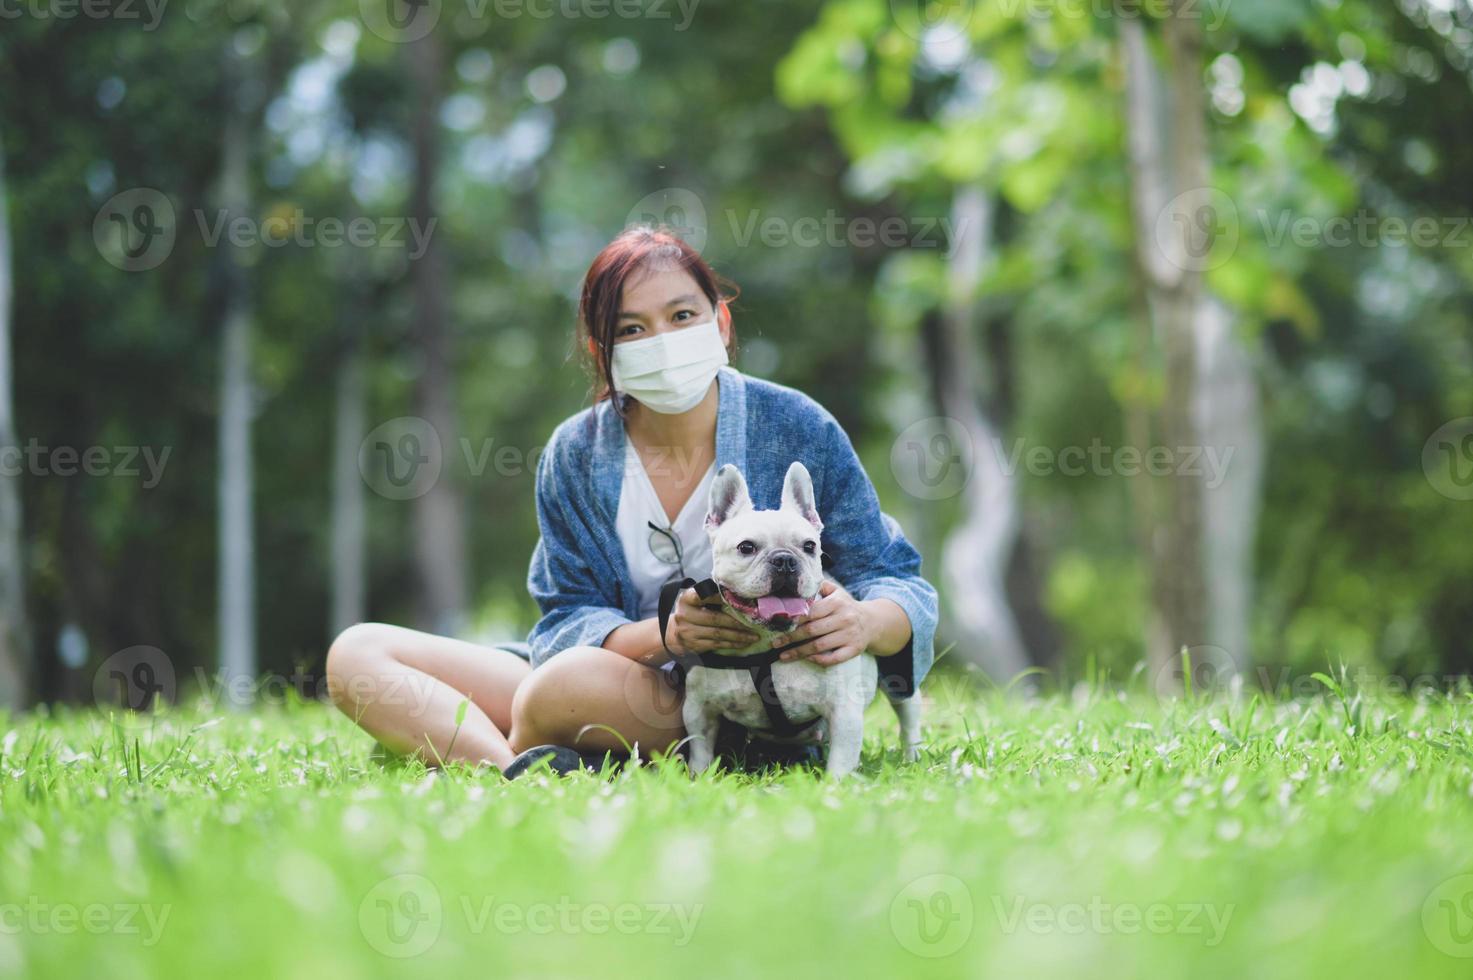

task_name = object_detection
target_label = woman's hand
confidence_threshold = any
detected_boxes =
[775,582,912,667]
[774,581,873,667]
[666,588,761,654]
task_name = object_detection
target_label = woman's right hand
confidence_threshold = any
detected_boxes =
[665,588,761,654]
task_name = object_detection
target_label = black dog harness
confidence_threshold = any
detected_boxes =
[657,577,822,738]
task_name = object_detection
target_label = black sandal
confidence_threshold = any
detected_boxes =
[501,745,620,780]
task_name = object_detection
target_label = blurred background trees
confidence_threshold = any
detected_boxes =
[0,0,1470,706]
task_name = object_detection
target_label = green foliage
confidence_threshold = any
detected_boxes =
[1226,0,1316,44]
[780,0,1473,677]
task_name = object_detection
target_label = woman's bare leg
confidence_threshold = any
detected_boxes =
[508,646,686,758]
[325,623,530,770]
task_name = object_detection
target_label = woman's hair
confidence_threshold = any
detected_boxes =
[577,225,738,407]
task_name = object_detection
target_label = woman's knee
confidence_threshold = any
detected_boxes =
[512,647,597,721]
[509,646,624,749]
[510,646,684,753]
[324,622,398,711]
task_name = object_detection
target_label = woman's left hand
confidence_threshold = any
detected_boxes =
[774,580,875,667]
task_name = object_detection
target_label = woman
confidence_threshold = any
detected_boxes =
[325,227,938,775]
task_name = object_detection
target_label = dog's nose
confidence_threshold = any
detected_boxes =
[768,550,799,574]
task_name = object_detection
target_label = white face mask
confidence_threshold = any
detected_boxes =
[610,318,729,415]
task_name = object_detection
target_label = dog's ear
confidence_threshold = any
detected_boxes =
[780,461,822,530]
[706,464,753,531]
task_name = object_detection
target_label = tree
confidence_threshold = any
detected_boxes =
[1123,7,1262,687]
[330,301,368,638]
[404,30,468,637]
[0,128,29,711]
[930,185,1032,680]
[775,5,1093,678]
[216,41,258,701]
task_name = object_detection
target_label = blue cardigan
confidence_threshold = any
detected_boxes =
[525,367,939,695]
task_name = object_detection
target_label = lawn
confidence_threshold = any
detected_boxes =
[3,670,1472,979]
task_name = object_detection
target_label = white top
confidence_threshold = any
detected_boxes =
[615,441,716,621]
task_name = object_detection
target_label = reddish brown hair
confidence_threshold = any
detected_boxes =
[577,226,738,408]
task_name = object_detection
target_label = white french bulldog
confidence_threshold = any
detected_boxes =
[682,461,922,778]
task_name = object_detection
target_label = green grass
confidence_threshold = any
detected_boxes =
[4,673,1473,979]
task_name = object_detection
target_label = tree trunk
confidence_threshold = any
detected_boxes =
[217,49,257,703]
[331,334,367,636]
[1122,8,1259,691]
[931,185,1031,682]
[1195,295,1263,681]
[1158,4,1212,681]
[0,130,30,711]
[405,32,468,637]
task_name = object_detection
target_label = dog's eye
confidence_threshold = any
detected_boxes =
[737,541,758,556]
[802,541,817,555]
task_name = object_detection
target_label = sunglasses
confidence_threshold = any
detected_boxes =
[646,521,687,580]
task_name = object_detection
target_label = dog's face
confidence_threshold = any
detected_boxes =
[705,462,824,633]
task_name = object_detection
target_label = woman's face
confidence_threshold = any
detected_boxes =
[612,265,728,345]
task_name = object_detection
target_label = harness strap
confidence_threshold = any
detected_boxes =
[657,577,821,738]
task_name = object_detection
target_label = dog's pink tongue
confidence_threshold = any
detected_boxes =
[757,595,812,620]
